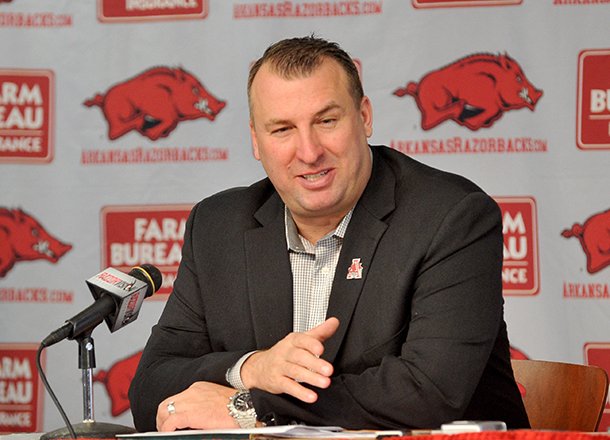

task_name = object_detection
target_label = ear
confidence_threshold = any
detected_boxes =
[14,208,26,223]
[360,96,373,138]
[250,119,261,161]
[499,53,511,70]
[176,67,187,82]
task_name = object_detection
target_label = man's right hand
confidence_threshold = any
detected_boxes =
[240,317,340,403]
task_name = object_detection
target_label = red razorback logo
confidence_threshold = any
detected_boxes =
[93,351,142,417]
[561,209,610,274]
[84,66,226,141]
[394,53,542,131]
[0,208,72,278]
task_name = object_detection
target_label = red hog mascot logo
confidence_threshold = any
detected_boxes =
[93,351,142,417]
[84,66,226,141]
[394,53,543,131]
[561,209,610,274]
[0,208,72,277]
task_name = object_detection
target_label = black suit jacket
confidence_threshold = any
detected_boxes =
[129,145,529,431]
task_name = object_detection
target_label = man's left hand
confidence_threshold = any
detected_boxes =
[156,382,238,431]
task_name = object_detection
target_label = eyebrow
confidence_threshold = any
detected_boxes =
[313,102,342,118]
[263,102,343,131]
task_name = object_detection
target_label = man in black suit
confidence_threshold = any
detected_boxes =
[129,36,529,432]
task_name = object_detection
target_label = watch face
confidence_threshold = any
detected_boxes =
[234,392,254,411]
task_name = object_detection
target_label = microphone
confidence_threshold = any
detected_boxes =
[41,264,162,347]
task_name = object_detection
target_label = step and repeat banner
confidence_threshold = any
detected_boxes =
[1,0,609,434]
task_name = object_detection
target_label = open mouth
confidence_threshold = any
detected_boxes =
[519,88,532,105]
[195,98,211,114]
[302,170,329,181]
[33,240,56,259]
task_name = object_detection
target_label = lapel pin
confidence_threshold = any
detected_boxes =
[346,258,363,280]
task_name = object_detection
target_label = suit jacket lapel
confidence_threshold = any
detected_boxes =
[323,147,397,363]
[245,191,293,349]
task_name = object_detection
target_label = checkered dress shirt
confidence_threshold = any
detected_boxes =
[285,207,353,332]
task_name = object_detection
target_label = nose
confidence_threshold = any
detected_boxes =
[532,88,543,104]
[295,128,324,164]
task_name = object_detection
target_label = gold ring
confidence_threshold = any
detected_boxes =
[167,401,176,415]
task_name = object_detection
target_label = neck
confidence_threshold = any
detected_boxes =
[292,212,346,245]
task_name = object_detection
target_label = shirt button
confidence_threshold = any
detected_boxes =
[321,266,330,275]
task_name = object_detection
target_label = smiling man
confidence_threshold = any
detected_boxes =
[129,36,530,432]
[248,50,373,246]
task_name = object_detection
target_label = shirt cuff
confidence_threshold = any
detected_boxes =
[226,351,257,390]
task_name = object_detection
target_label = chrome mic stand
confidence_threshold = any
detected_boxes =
[41,332,136,439]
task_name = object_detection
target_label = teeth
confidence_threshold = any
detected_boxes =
[519,88,532,104]
[195,98,210,113]
[303,170,328,181]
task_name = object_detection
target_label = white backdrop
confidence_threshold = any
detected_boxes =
[1,0,609,434]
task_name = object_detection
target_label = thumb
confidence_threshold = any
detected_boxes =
[306,317,340,342]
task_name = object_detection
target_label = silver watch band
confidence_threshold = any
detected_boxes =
[228,391,257,429]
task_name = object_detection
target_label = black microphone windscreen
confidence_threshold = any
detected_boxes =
[130,264,162,297]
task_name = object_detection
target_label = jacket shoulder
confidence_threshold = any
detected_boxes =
[372,145,500,221]
[376,145,485,196]
[187,178,276,233]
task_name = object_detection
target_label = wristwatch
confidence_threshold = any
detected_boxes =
[227,391,257,429]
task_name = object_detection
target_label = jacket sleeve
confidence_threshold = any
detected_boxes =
[128,204,248,432]
[251,192,508,429]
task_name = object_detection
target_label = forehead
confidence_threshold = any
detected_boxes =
[250,59,352,117]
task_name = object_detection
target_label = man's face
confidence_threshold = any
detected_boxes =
[249,58,373,227]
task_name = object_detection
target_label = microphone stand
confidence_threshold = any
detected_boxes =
[41,331,136,439]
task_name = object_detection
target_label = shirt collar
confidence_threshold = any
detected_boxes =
[284,207,353,252]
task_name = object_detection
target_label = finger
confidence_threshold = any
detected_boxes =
[159,413,188,432]
[287,362,332,388]
[292,317,340,358]
[157,399,198,432]
[305,317,340,343]
[277,376,320,403]
[286,345,334,377]
[159,415,175,432]
[156,399,175,431]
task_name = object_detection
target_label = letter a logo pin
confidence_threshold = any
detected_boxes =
[346,258,364,280]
